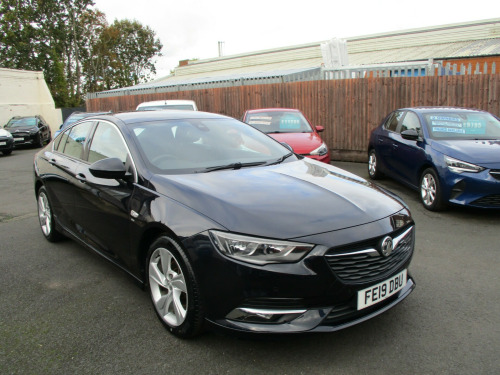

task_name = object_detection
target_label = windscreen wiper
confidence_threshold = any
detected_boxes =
[266,152,294,166]
[200,161,267,173]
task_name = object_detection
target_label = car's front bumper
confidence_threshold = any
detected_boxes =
[304,152,331,164]
[0,137,14,151]
[211,277,415,334]
[11,132,39,147]
[443,167,500,208]
[182,215,415,334]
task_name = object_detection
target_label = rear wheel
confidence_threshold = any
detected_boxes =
[368,150,383,179]
[37,187,63,241]
[2,149,12,155]
[420,168,445,211]
[147,236,204,338]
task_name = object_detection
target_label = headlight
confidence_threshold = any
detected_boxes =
[310,142,328,156]
[209,230,314,265]
[444,156,484,174]
[0,129,13,138]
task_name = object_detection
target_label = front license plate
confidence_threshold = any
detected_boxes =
[0,141,5,146]
[357,269,407,310]
[14,137,23,142]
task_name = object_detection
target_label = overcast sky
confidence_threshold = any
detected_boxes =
[93,0,497,78]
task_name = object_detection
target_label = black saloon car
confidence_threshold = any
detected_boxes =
[34,111,415,338]
[4,115,52,147]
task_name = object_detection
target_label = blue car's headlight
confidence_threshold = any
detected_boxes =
[310,142,328,156]
[444,156,485,174]
[209,230,314,265]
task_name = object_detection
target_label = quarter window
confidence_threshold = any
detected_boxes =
[384,111,404,132]
[88,122,129,164]
[400,112,422,134]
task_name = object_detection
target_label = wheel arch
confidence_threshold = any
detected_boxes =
[136,223,183,285]
[34,179,43,198]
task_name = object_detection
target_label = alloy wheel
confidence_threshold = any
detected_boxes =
[368,153,377,177]
[421,173,437,207]
[149,247,188,327]
[38,191,52,236]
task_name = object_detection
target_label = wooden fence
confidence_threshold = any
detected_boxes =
[87,74,500,162]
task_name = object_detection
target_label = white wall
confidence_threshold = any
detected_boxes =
[0,68,62,133]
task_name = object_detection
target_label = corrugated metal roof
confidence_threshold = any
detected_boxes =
[349,40,500,65]
[89,18,500,98]
[170,43,322,77]
[346,18,500,53]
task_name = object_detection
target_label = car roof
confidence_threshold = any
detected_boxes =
[67,111,110,118]
[246,108,301,113]
[400,107,490,114]
[96,110,231,124]
[136,100,196,106]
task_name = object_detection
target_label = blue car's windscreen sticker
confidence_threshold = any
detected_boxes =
[430,115,486,135]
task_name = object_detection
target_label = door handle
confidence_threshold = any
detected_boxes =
[76,173,87,183]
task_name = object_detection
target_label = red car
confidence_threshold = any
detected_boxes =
[242,108,330,163]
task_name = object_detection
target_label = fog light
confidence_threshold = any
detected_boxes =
[450,180,466,200]
[226,307,306,324]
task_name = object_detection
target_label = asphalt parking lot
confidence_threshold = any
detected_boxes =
[1,148,498,375]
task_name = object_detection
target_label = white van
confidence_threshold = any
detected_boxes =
[136,100,198,111]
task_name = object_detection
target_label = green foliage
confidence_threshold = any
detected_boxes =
[0,0,163,107]
[86,19,163,92]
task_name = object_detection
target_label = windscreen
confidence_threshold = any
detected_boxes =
[130,117,295,174]
[244,111,313,133]
[5,117,37,128]
[424,112,500,140]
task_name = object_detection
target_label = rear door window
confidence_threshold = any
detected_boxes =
[57,121,93,159]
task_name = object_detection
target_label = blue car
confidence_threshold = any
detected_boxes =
[55,111,111,138]
[368,107,500,211]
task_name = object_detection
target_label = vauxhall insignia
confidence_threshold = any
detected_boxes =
[379,236,394,257]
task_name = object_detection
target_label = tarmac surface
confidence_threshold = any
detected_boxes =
[1,148,498,374]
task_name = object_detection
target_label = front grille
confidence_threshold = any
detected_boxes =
[490,170,500,181]
[472,195,500,207]
[325,226,414,284]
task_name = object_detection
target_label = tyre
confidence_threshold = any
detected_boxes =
[368,149,383,179]
[147,236,204,338]
[2,149,12,155]
[420,168,445,211]
[37,187,64,242]
[37,134,44,148]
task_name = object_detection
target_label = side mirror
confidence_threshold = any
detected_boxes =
[89,157,128,180]
[315,125,325,133]
[401,129,419,141]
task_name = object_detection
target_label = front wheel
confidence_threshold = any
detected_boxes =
[368,150,383,179]
[420,168,445,211]
[37,187,63,242]
[147,236,204,338]
[37,134,44,148]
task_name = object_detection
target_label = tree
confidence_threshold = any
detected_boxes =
[88,19,163,91]
[0,1,163,106]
